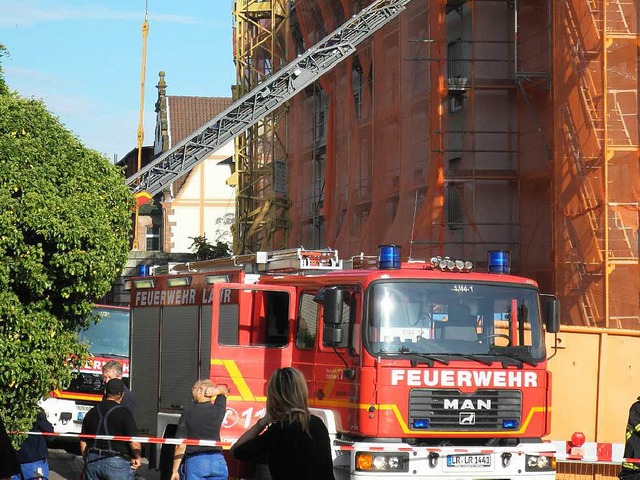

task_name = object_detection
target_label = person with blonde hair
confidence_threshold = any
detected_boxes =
[170,379,229,480]
[231,367,335,480]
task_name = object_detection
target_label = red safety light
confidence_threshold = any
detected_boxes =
[570,431,586,447]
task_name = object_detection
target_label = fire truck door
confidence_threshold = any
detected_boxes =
[291,291,321,407]
[210,283,296,437]
[314,289,361,428]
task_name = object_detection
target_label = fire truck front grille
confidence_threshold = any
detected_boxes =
[409,389,522,431]
[67,372,104,394]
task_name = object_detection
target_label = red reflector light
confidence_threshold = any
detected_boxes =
[571,432,586,447]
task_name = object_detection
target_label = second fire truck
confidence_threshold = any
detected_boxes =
[129,246,559,479]
[41,305,131,434]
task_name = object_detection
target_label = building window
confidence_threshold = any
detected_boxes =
[315,88,328,146]
[446,157,463,230]
[146,226,160,251]
[449,94,465,113]
[352,58,364,119]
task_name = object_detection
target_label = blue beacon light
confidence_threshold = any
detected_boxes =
[487,250,511,274]
[413,418,430,429]
[502,419,519,429]
[378,245,402,269]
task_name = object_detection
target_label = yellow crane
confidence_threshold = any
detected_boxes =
[132,1,150,250]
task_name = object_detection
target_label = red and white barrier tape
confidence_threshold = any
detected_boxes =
[16,432,638,464]
[20,431,231,449]
[550,441,634,464]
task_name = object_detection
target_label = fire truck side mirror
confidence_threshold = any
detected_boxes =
[543,296,560,333]
[323,326,343,345]
[323,288,344,326]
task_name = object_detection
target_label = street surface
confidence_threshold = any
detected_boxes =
[49,448,160,480]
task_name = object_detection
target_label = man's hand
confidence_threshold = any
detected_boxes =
[205,384,230,398]
[130,442,142,470]
[215,384,230,396]
[170,471,180,480]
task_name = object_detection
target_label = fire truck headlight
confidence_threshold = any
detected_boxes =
[355,452,409,472]
[525,454,556,471]
[372,456,387,470]
[430,256,474,272]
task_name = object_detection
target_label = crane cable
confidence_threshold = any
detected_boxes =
[132,1,150,250]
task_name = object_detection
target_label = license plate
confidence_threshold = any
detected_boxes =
[446,454,492,468]
[77,407,90,422]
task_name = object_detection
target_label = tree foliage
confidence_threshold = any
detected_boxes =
[0,70,133,441]
[189,236,231,260]
[0,45,8,95]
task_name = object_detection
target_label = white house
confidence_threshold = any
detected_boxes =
[142,71,235,253]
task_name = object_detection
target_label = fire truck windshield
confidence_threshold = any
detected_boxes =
[366,281,545,363]
[77,306,130,358]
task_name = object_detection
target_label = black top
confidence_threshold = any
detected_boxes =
[81,400,138,457]
[103,385,137,414]
[176,395,226,456]
[0,417,20,477]
[121,386,137,415]
[16,409,54,463]
[621,397,640,477]
[232,414,335,480]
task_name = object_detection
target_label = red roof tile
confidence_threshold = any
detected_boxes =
[167,96,232,146]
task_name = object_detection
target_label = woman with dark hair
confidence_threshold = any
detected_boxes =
[231,367,335,480]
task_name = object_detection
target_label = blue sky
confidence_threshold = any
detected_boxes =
[0,0,235,161]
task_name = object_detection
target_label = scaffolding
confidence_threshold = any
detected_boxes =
[233,0,291,254]
[556,0,639,328]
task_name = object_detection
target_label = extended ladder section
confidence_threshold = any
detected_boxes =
[126,0,413,198]
[169,247,343,275]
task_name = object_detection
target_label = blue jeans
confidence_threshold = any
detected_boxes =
[84,453,135,480]
[184,452,228,480]
[11,458,49,479]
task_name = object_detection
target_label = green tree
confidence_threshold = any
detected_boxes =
[189,236,231,260]
[0,63,133,442]
[0,45,8,95]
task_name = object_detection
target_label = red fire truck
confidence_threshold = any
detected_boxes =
[128,246,559,479]
[41,305,131,434]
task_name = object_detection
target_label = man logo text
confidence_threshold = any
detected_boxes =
[444,399,491,410]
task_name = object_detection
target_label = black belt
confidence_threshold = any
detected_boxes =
[186,450,222,458]
[87,447,126,459]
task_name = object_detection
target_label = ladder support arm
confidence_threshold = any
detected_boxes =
[126,0,413,198]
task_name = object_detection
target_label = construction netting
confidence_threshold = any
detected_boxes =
[553,0,638,328]
[236,0,639,328]
[289,0,441,257]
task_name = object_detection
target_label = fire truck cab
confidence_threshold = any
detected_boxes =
[128,246,559,480]
[41,305,130,434]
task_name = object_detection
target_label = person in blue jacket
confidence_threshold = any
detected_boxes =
[0,415,20,479]
[11,408,54,480]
